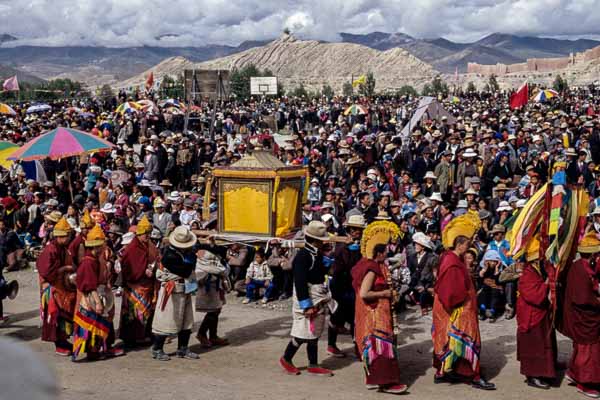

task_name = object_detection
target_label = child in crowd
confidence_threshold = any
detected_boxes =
[477,249,505,323]
[243,248,275,305]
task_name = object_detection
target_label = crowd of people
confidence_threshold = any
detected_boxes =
[0,86,600,397]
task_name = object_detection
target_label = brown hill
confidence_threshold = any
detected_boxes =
[118,34,439,92]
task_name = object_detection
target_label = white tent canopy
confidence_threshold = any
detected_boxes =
[400,96,456,138]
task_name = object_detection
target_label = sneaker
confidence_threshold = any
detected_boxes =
[365,384,379,390]
[261,298,269,304]
[380,384,408,394]
[210,337,230,347]
[279,294,291,300]
[151,349,170,361]
[176,348,199,360]
[307,366,334,377]
[107,346,125,357]
[279,357,300,375]
[242,298,251,304]
[565,373,577,386]
[577,384,600,398]
[485,309,493,319]
[55,347,72,357]
[196,333,212,348]
[327,346,346,358]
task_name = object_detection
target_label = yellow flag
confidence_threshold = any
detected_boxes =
[352,75,366,88]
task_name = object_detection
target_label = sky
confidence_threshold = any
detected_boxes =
[1,0,600,47]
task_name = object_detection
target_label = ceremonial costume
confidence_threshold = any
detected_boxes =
[68,209,94,269]
[72,225,120,360]
[119,216,159,346]
[516,239,556,388]
[37,217,76,355]
[431,212,495,390]
[563,233,600,396]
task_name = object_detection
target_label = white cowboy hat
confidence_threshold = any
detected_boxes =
[457,199,468,209]
[465,187,479,196]
[412,232,434,250]
[168,226,197,249]
[101,203,116,213]
[304,221,329,241]
[145,145,155,152]
[121,232,135,246]
[343,214,367,228]
[592,206,600,216]
[497,201,512,212]
[424,171,437,180]
[428,193,442,203]
[167,191,181,201]
[462,149,478,158]
[516,199,527,209]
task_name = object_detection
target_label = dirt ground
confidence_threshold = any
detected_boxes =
[0,268,582,400]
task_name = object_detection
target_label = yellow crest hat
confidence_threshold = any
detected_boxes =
[360,221,400,259]
[80,209,96,229]
[578,231,600,254]
[53,217,71,237]
[85,224,106,247]
[136,215,153,236]
[442,211,481,249]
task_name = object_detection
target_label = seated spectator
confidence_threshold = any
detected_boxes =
[243,248,275,305]
[477,249,505,323]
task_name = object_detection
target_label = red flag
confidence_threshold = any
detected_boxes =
[509,81,528,110]
[2,75,19,92]
[145,71,154,91]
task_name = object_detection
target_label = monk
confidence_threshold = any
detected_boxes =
[563,233,600,398]
[68,209,95,269]
[37,217,77,356]
[516,238,556,389]
[119,215,159,347]
[432,232,495,390]
[72,225,122,360]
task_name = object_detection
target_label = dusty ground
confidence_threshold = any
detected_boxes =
[0,267,582,400]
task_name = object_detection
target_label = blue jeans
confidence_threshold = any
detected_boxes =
[246,279,275,300]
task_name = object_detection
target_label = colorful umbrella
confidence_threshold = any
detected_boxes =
[343,104,367,116]
[115,101,141,114]
[0,103,16,116]
[0,141,18,169]
[8,127,114,161]
[26,104,51,114]
[532,89,559,103]
[159,99,186,109]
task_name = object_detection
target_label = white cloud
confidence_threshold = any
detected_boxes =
[1,0,600,47]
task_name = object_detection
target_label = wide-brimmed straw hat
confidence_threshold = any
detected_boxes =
[344,214,367,229]
[168,226,197,249]
[304,221,329,241]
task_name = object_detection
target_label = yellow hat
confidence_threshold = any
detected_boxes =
[360,221,400,259]
[85,224,106,247]
[525,236,541,262]
[136,215,153,236]
[53,217,72,237]
[80,209,96,229]
[442,211,481,249]
[578,232,600,254]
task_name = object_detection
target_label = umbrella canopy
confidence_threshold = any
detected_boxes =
[66,106,82,113]
[8,127,114,161]
[0,103,16,116]
[159,99,186,109]
[343,104,367,116]
[0,141,18,169]
[116,101,141,114]
[26,104,51,114]
[532,89,559,103]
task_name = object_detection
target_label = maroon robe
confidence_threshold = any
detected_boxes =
[118,236,159,343]
[37,240,76,343]
[516,263,556,378]
[563,258,600,385]
[68,233,85,268]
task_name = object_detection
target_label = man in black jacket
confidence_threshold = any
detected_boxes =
[280,221,334,377]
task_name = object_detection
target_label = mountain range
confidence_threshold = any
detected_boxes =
[1,32,599,86]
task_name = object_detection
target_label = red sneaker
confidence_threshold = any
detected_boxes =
[327,346,346,358]
[565,373,577,385]
[381,384,408,394]
[577,384,600,398]
[279,357,300,375]
[307,366,334,377]
[107,346,125,357]
[55,347,72,357]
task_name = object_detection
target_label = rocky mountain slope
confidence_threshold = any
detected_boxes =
[119,34,438,92]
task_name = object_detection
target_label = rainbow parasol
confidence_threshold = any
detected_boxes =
[532,89,559,102]
[343,104,367,116]
[0,141,18,169]
[8,127,114,161]
[0,103,16,116]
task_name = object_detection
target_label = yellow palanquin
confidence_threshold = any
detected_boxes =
[212,150,307,237]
